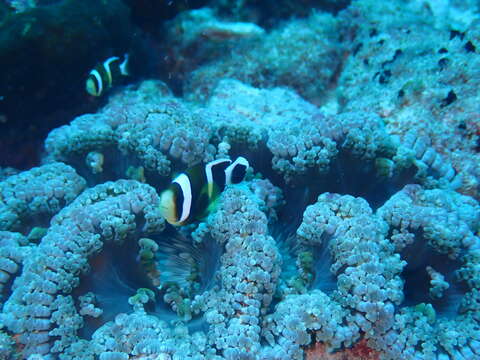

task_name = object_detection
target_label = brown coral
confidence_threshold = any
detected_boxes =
[305,339,380,360]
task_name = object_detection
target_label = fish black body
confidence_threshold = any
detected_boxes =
[86,54,129,97]
[160,157,249,226]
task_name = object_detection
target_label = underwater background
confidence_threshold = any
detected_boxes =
[1,0,480,359]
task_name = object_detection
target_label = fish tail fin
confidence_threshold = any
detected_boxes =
[120,53,130,76]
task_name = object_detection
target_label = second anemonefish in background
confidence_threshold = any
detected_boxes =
[160,157,249,226]
[86,54,130,97]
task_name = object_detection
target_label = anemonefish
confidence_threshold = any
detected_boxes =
[160,157,249,226]
[86,54,129,97]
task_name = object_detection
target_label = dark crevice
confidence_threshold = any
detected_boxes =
[399,231,467,319]
[464,41,476,53]
[74,239,154,339]
[438,57,449,70]
[449,30,465,40]
[440,89,457,108]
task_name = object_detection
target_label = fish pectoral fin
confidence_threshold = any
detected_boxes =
[206,198,219,214]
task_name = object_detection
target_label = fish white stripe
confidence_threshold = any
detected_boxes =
[103,56,119,87]
[173,173,192,224]
[225,156,249,185]
[205,158,231,199]
[90,69,103,96]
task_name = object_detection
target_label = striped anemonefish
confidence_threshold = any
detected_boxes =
[159,157,249,226]
[86,54,129,97]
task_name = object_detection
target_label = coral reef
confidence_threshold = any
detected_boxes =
[374,185,480,359]
[44,80,215,179]
[213,0,351,27]
[0,0,479,359]
[183,11,342,103]
[2,180,164,357]
[161,7,265,85]
[337,0,480,197]
[2,74,478,359]
[0,163,86,232]
[3,71,480,359]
